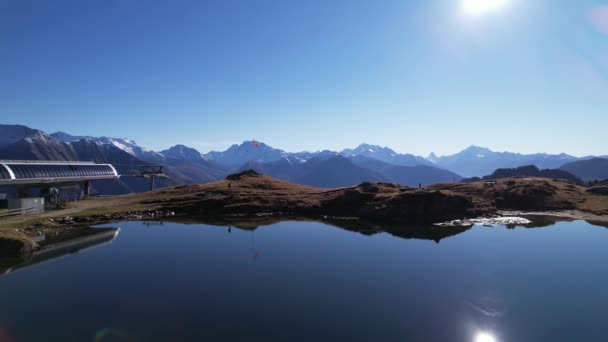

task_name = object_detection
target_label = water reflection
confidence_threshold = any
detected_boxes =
[1,227,119,275]
[586,220,608,228]
[173,216,474,243]
[2,214,600,277]
[169,214,592,243]
[330,219,474,243]
[0,218,607,341]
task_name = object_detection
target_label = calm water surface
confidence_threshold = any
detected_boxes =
[0,218,607,342]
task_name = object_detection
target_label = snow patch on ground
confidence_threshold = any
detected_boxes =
[435,216,532,227]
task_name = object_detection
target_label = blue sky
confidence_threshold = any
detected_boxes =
[1,0,607,157]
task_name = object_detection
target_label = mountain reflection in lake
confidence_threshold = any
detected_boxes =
[0,217,607,342]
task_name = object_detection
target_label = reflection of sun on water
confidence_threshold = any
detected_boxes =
[463,0,506,16]
[475,331,497,342]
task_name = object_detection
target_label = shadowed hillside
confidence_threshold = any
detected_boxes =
[462,165,582,184]
[560,158,608,182]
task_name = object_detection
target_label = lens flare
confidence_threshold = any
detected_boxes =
[0,326,14,342]
[590,6,608,35]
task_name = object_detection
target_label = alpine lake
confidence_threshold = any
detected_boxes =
[1,216,607,342]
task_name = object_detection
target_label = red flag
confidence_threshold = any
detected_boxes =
[252,140,260,148]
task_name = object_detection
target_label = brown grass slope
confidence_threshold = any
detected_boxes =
[130,170,476,223]
[429,176,608,215]
[7,172,607,230]
[3,173,607,232]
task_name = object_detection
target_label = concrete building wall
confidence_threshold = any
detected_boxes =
[7,198,45,214]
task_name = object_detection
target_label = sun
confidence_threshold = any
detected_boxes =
[475,331,497,342]
[463,0,507,16]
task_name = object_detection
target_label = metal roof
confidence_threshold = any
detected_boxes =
[0,161,119,186]
[0,160,96,164]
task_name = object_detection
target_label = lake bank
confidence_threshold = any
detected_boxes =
[1,171,607,258]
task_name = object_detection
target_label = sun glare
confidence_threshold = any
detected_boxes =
[463,0,507,16]
[475,331,498,342]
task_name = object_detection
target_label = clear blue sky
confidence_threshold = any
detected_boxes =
[1,0,607,157]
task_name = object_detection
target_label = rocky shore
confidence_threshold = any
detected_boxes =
[2,170,607,258]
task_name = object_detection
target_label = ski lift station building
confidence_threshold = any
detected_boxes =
[0,160,119,213]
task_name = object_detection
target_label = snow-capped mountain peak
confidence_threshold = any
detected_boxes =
[51,132,163,161]
[427,152,439,163]
[160,144,204,162]
[341,144,432,167]
[203,140,289,167]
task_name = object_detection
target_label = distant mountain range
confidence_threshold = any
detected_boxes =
[0,125,228,194]
[427,145,587,177]
[0,124,605,194]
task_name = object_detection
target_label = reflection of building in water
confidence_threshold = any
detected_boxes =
[1,228,119,275]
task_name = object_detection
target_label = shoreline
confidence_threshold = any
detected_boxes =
[498,210,608,223]
[2,208,607,261]
[2,173,608,258]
